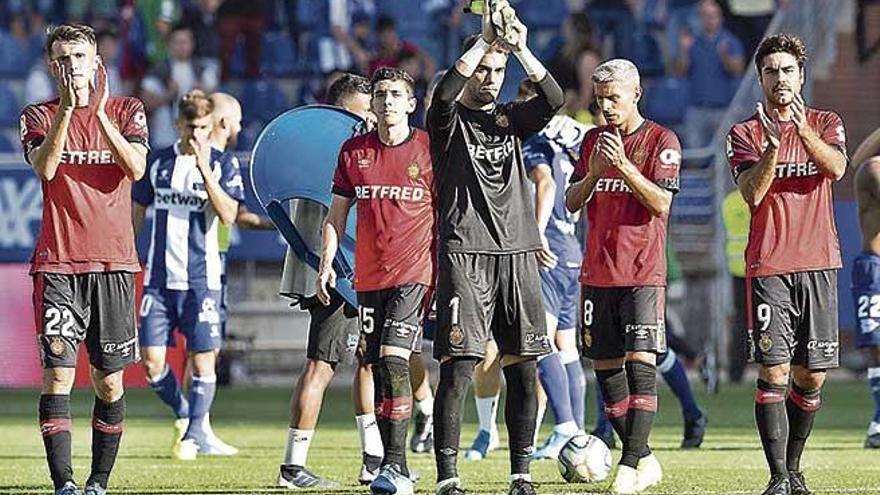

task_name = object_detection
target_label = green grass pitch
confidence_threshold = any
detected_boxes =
[2,380,880,494]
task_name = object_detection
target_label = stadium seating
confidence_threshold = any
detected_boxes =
[512,0,568,30]
[241,79,290,125]
[0,30,35,78]
[0,131,17,152]
[262,31,298,76]
[0,81,21,127]
[643,77,691,126]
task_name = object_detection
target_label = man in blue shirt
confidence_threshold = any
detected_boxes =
[674,0,745,148]
[132,89,244,461]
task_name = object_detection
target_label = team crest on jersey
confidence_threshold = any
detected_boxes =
[758,333,773,353]
[448,325,464,346]
[582,327,592,348]
[631,148,647,165]
[495,113,509,128]
[407,162,420,180]
[48,336,65,356]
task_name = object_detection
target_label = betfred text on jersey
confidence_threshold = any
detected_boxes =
[775,161,819,179]
[595,177,633,193]
[355,185,428,201]
[60,149,115,166]
[467,141,515,162]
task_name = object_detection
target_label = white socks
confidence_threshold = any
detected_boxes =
[282,428,313,467]
[476,394,499,433]
[355,413,384,458]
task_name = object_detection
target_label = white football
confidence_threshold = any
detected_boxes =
[557,433,612,483]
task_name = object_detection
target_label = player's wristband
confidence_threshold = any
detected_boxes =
[459,37,491,71]
[514,47,547,81]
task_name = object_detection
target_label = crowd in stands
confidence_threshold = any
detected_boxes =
[0,0,789,156]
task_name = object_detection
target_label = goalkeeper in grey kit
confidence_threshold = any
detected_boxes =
[426,1,564,494]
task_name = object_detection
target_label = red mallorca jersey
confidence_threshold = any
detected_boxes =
[726,107,845,277]
[20,96,149,274]
[332,129,434,291]
[573,121,681,287]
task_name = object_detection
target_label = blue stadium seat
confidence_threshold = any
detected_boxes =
[241,79,290,125]
[0,82,21,126]
[0,132,17,152]
[261,31,297,76]
[0,31,34,77]
[643,77,690,126]
[512,0,568,30]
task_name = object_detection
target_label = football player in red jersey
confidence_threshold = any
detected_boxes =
[726,34,847,495]
[20,24,149,495]
[566,58,681,494]
[316,67,434,495]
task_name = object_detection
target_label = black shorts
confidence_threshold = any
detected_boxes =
[580,285,667,360]
[300,289,360,365]
[357,283,427,364]
[747,270,839,369]
[33,272,138,373]
[435,251,550,359]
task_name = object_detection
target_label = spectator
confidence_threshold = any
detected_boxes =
[674,0,744,148]
[664,0,701,62]
[141,24,219,148]
[336,10,373,74]
[218,0,265,80]
[118,0,149,84]
[0,14,40,77]
[366,15,434,78]
[593,0,665,78]
[721,0,788,58]
[545,11,601,123]
[97,29,125,96]
[181,0,222,63]
[137,0,180,68]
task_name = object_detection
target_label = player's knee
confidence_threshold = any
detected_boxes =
[758,363,790,385]
[303,358,335,385]
[593,357,626,370]
[440,357,477,390]
[792,368,826,391]
[189,351,217,376]
[626,351,656,366]
[42,368,75,394]
[92,370,124,402]
[140,350,166,379]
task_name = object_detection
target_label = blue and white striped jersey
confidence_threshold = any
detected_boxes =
[523,115,592,268]
[133,142,244,291]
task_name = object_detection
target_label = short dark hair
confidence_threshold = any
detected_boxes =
[755,33,807,71]
[371,67,416,96]
[96,28,117,43]
[178,89,214,121]
[326,73,371,106]
[168,23,193,38]
[376,15,396,32]
[45,23,95,55]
